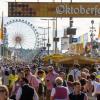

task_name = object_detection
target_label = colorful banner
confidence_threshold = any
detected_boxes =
[0,12,4,45]
[0,30,3,45]
[77,33,89,47]
[84,33,88,47]
[80,34,84,44]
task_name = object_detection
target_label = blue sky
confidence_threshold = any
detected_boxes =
[0,0,100,49]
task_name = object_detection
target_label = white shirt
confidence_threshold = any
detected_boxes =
[96,71,100,75]
[92,81,100,96]
[16,85,39,100]
[69,68,80,81]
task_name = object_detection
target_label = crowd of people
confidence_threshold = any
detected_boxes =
[0,63,100,100]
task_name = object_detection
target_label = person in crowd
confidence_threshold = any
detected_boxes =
[90,73,100,100]
[24,66,39,91]
[16,78,39,100]
[8,69,18,95]
[82,68,90,79]
[0,85,12,100]
[69,64,81,81]
[2,66,10,86]
[45,66,59,100]
[80,78,88,93]
[81,72,88,79]
[82,68,89,75]
[67,75,74,93]
[96,65,100,75]
[8,69,18,87]
[50,77,69,100]
[96,67,100,75]
[93,83,100,100]
[10,71,25,100]
[59,72,67,87]
[69,81,88,100]
[37,70,46,100]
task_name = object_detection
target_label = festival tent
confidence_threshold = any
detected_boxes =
[42,54,66,63]
[58,55,100,64]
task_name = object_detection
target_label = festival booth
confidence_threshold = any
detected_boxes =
[43,54,100,64]
[57,55,100,72]
[42,54,66,63]
[42,54,100,73]
[58,55,100,64]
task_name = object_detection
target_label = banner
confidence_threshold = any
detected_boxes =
[80,34,84,45]
[84,33,88,47]
[98,24,100,39]
[0,30,3,45]
[8,2,100,17]
[0,12,4,45]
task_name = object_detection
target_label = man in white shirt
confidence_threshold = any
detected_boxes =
[96,67,100,75]
[69,64,81,81]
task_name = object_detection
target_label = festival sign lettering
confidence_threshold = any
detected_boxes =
[8,2,100,17]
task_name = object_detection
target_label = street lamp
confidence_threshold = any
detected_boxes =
[38,27,48,50]
[52,0,59,54]
[69,0,74,43]
[41,19,56,55]
[90,20,96,56]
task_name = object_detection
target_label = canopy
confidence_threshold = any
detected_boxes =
[42,54,65,63]
[58,55,100,64]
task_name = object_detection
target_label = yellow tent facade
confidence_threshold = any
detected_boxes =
[42,54,66,63]
[58,55,100,64]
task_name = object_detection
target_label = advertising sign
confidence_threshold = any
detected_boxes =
[8,2,100,17]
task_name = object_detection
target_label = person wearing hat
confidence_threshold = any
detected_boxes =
[24,66,39,91]
[45,66,59,100]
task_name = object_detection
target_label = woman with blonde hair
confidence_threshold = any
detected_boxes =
[50,77,69,100]
[0,85,12,100]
